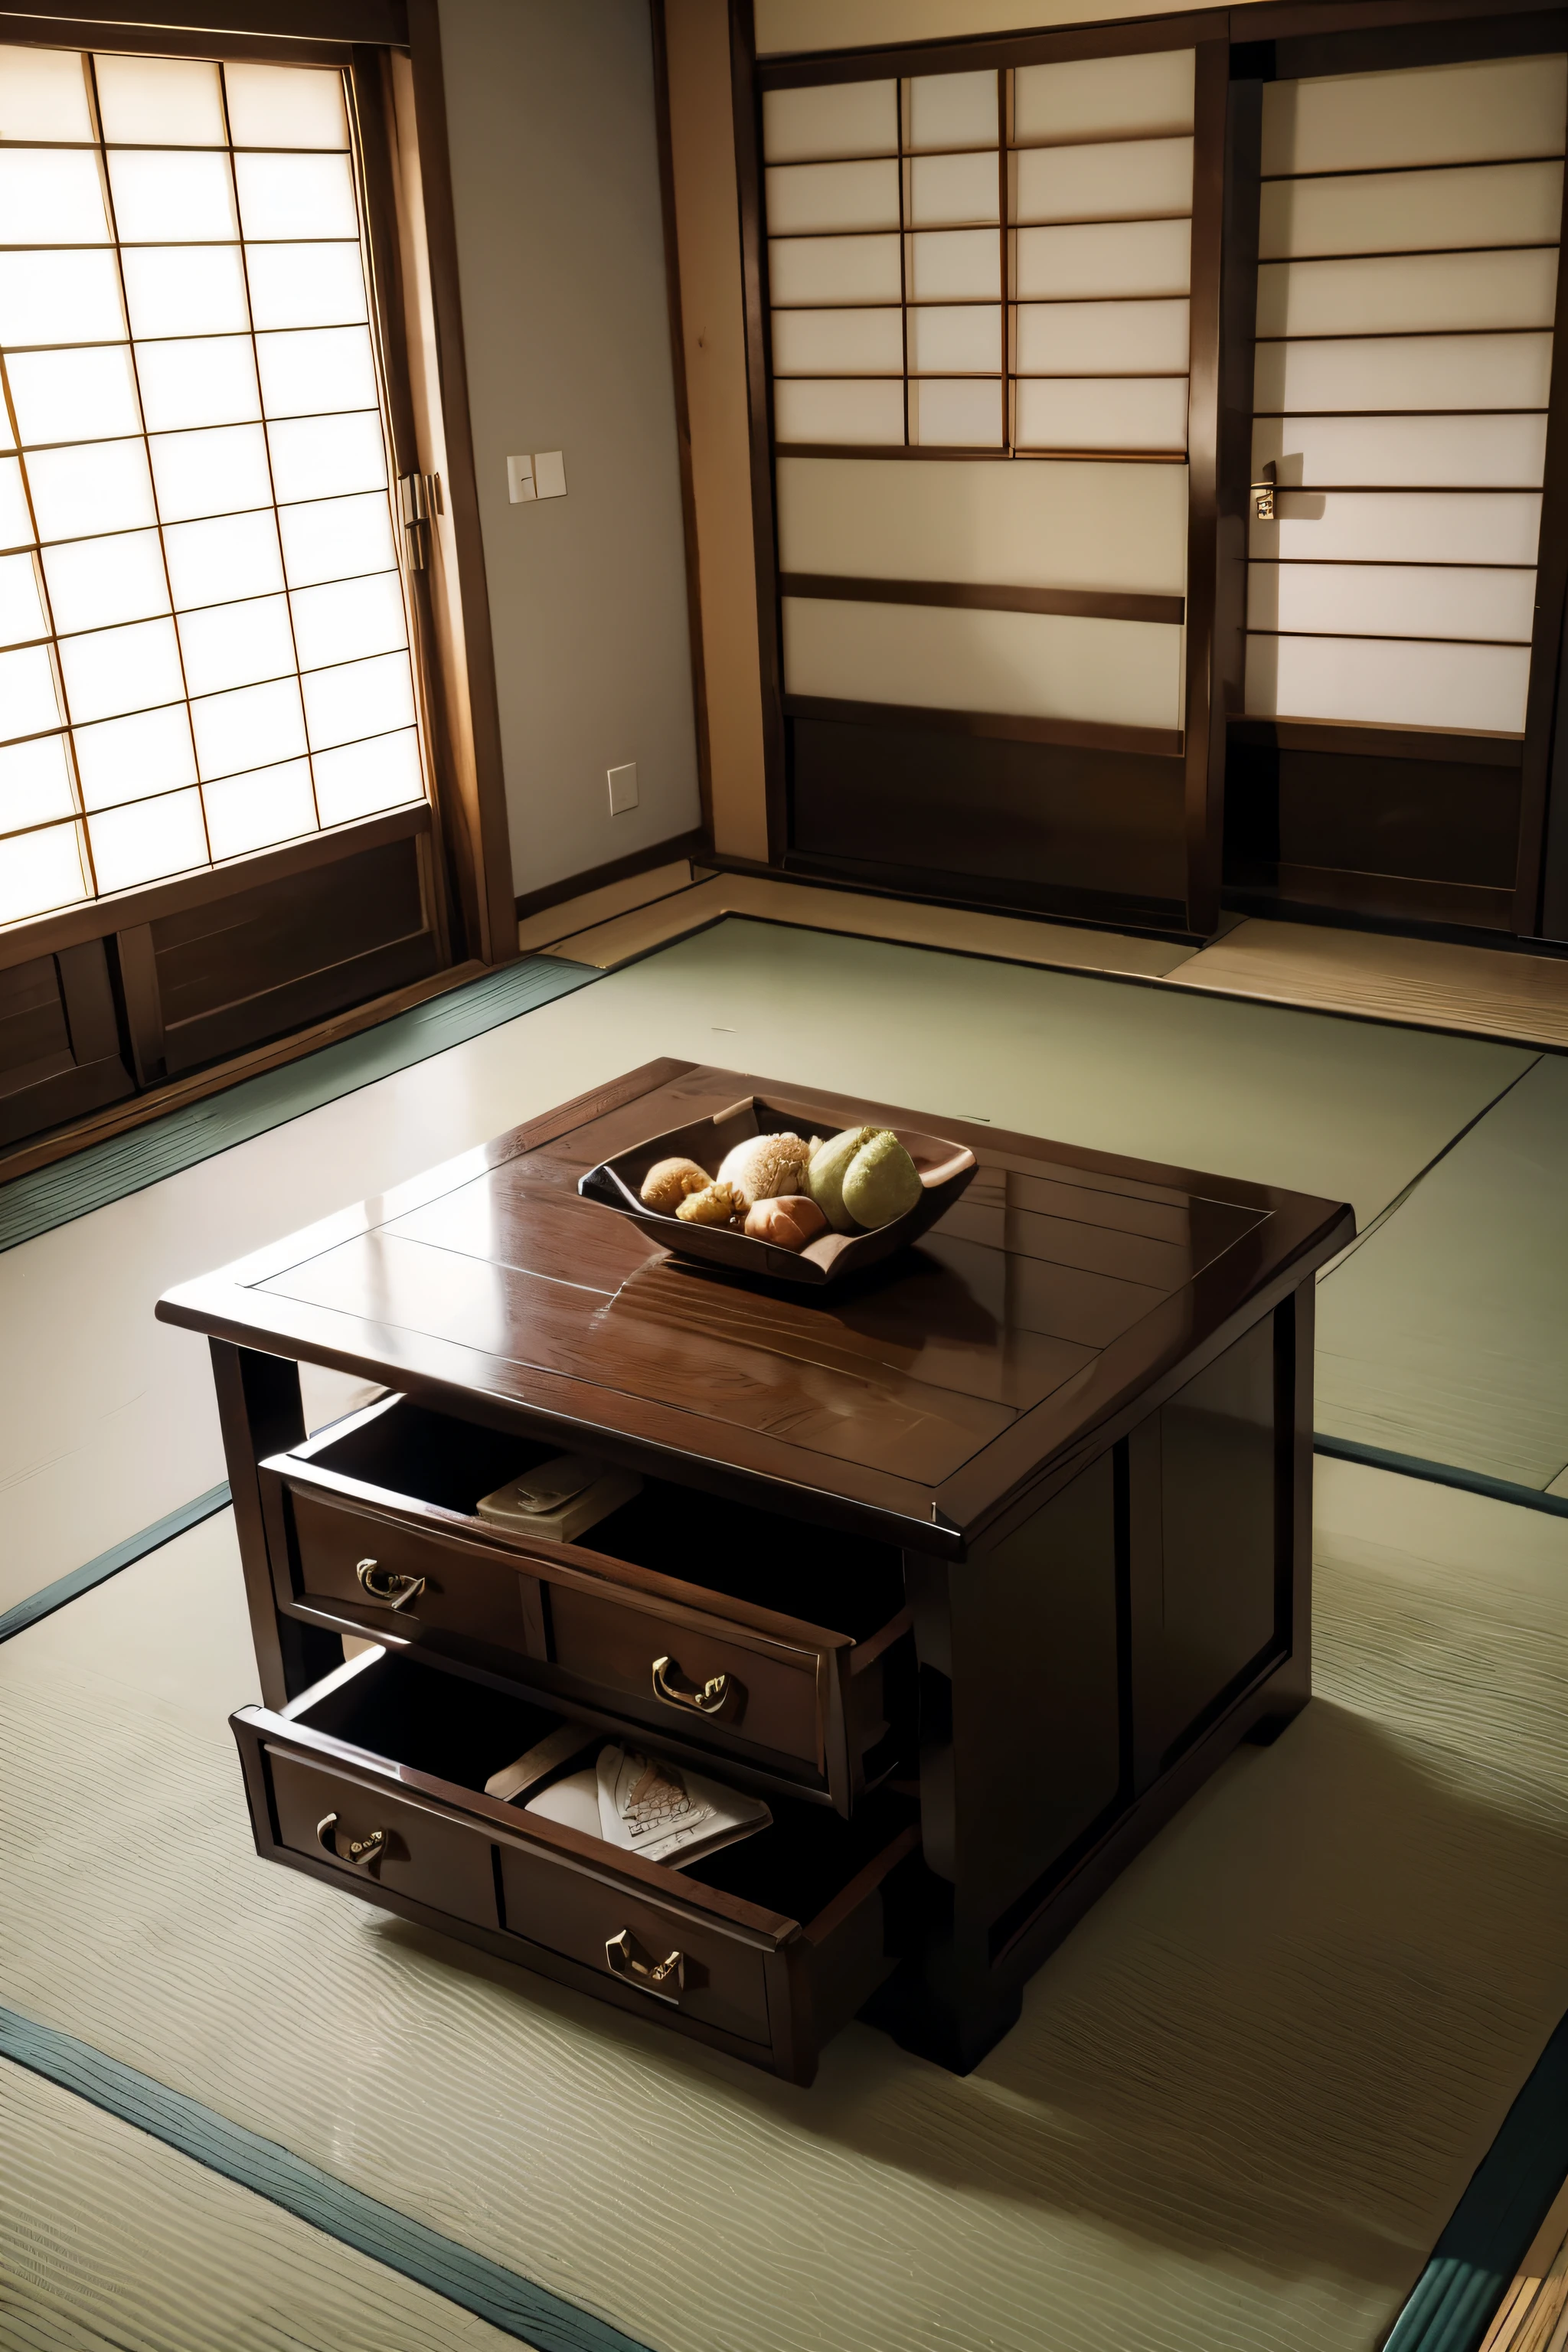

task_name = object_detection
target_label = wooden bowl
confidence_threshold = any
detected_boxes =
[577,1093,978,1287]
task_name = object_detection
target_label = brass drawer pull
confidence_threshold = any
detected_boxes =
[605,1927,684,2003]
[316,1812,387,1867]
[652,1653,738,1717]
[355,1557,425,1611]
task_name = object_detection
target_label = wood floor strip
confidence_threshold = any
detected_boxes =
[1312,1439,1568,1524]
[0,1485,231,1647]
[0,2006,654,2352]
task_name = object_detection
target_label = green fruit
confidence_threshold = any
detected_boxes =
[807,1125,879,1233]
[841,1131,922,1231]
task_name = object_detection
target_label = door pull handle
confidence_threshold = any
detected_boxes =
[1251,460,1276,521]
[605,1928,684,2002]
[316,1813,387,1867]
[355,1558,425,1611]
[651,1654,739,1717]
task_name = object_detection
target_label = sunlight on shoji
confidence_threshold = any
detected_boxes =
[165,512,285,609]
[136,337,260,433]
[225,61,348,150]
[770,308,903,374]
[1253,490,1543,567]
[245,243,368,330]
[57,617,185,727]
[1261,55,1567,177]
[0,44,94,142]
[907,228,999,302]
[107,149,237,242]
[302,651,415,752]
[774,379,903,443]
[0,642,60,740]
[1016,376,1187,452]
[1248,563,1537,644]
[1259,159,1563,260]
[0,822,87,924]
[121,245,250,339]
[783,596,1184,730]
[1253,413,1547,491]
[906,305,1000,373]
[761,78,895,164]
[1015,218,1191,302]
[87,787,208,892]
[0,550,46,644]
[764,158,898,234]
[178,595,296,697]
[769,233,900,306]
[256,328,378,418]
[191,678,307,780]
[203,759,317,861]
[1256,332,1553,414]
[290,573,407,671]
[1012,138,1192,224]
[1246,634,1530,735]
[279,494,394,589]
[43,532,169,634]
[0,459,31,547]
[1258,249,1558,340]
[909,378,1000,446]
[907,70,995,151]
[908,150,998,227]
[95,54,225,146]
[1014,298,1190,374]
[1013,50,1194,146]
[0,148,110,241]
[7,346,141,446]
[312,728,422,827]
[268,413,386,504]
[0,250,124,346]
[0,48,427,914]
[73,704,194,810]
[0,735,76,831]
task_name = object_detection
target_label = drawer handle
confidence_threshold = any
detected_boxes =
[652,1654,738,1718]
[316,1812,387,1867]
[605,1927,684,2003]
[355,1557,425,1611]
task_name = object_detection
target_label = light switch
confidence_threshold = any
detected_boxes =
[607,762,639,815]
[534,449,567,499]
[507,454,535,504]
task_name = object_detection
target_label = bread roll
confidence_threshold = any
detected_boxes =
[743,1194,828,1251]
[640,1155,710,1213]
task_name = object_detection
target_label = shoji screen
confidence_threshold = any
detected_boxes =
[1229,50,1567,931]
[759,44,1209,928]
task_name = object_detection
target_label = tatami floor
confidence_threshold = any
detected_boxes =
[3,885,1567,2350]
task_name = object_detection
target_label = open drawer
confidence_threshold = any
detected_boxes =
[257,1395,914,1815]
[232,1648,921,2084]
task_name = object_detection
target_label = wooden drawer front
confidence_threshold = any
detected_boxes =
[270,1750,499,1929]
[288,1487,534,1655]
[547,1583,823,1769]
[497,1841,772,2047]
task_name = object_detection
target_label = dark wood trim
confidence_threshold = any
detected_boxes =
[0,803,432,978]
[755,9,1227,87]
[779,574,1186,625]
[0,0,404,47]
[0,13,385,60]
[1264,862,1515,929]
[650,0,715,848]
[115,923,164,1089]
[514,828,707,924]
[1229,715,1525,766]
[0,956,486,1191]
[403,0,517,966]
[783,693,1184,760]
[776,443,1185,465]
[706,844,1198,942]
[1517,95,1568,933]
[730,0,787,865]
[1259,2,1568,80]
[1182,38,1230,938]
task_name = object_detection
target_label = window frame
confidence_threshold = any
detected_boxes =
[0,0,514,1010]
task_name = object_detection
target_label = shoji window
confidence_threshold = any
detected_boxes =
[763,50,1200,817]
[0,44,426,930]
[1245,54,1566,738]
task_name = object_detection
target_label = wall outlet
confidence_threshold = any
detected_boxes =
[507,454,535,504]
[534,449,567,499]
[607,762,639,815]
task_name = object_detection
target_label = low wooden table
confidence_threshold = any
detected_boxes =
[158,1060,1351,2082]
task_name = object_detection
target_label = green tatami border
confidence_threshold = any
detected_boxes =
[0,1485,232,1646]
[1314,1436,1568,1523]
[0,953,599,1257]
[0,2007,654,2352]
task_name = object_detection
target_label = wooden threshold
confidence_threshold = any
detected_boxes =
[0,957,488,1191]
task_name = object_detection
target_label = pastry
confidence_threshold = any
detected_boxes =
[743,1194,828,1251]
[841,1130,922,1230]
[806,1125,880,1233]
[639,1155,710,1213]
[675,1179,744,1227]
[716,1131,812,1210]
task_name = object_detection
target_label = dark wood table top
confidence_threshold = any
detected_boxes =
[158,1060,1354,1557]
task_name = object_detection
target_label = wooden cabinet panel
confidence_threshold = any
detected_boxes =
[0,942,132,1148]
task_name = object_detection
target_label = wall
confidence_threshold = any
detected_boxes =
[437,0,701,899]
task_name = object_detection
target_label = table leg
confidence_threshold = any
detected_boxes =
[210,1339,339,1709]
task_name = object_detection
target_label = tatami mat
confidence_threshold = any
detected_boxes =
[4,1463,1567,2352]
[1318,1057,1568,1491]
[0,2058,521,2352]
[0,914,1530,1612]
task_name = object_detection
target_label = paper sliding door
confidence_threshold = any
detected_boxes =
[1227,46,1568,933]
[751,31,1225,932]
